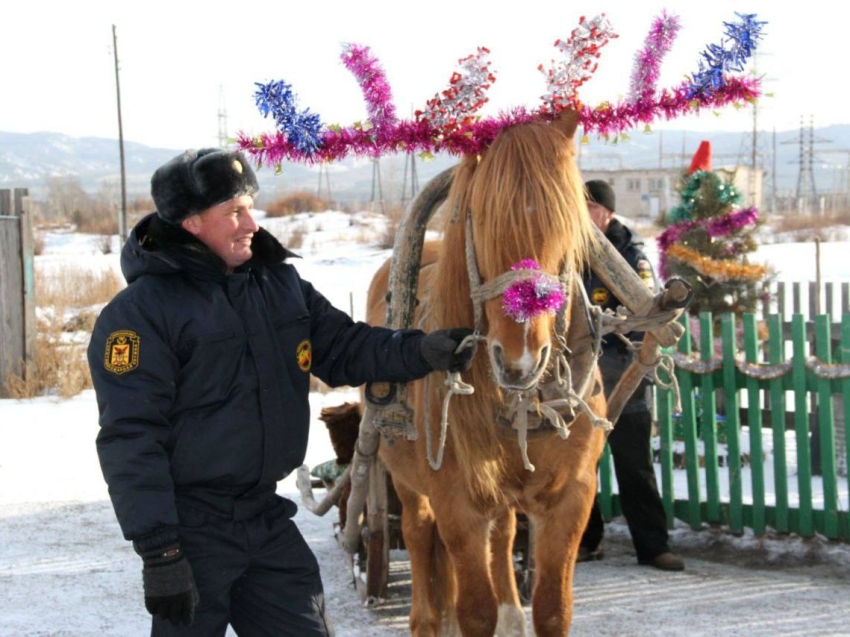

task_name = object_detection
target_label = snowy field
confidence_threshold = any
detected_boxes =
[2,212,850,635]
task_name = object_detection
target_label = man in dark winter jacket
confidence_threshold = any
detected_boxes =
[87,148,474,635]
[578,180,684,572]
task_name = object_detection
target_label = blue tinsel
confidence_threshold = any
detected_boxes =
[254,80,324,156]
[686,13,766,99]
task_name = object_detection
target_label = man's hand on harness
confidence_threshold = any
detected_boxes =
[420,328,475,373]
[133,527,199,626]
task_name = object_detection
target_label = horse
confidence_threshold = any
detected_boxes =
[366,112,607,636]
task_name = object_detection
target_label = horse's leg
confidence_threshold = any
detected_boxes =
[433,503,498,636]
[393,480,442,636]
[489,507,526,636]
[529,475,598,636]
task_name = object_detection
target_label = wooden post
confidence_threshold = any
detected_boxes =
[365,459,390,601]
[0,188,36,396]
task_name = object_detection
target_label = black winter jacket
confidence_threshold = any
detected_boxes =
[583,218,657,415]
[89,214,431,539]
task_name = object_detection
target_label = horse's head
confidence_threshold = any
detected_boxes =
[441,112,596,392]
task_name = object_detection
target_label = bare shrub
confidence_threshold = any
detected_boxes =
[99,234,114,254]
[378,205,404,249]
[72,208,119,235]
[33,233,46,256]
[266,191,329,217]
[772,211,850,241]
[44,176,91,224]
[353,228,375,245]
[270,223,309,251]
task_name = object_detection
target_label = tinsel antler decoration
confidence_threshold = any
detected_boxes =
[539,15,618,114]
[416,47,495,135]
[628,12,681,103]
[340,43,397,134]
[686,13,765,98]
[239,11,765,166]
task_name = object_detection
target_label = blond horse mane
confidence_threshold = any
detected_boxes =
[425,120,596,503]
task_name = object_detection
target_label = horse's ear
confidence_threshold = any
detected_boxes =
[553,109,580,141]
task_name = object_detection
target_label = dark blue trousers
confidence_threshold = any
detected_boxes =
[581,410,671,562]
[152,498,333,637]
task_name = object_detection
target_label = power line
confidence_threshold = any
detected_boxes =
[217,86,228,148]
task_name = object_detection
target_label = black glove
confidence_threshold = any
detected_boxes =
[133,527,199,626]
[419,328,475,373]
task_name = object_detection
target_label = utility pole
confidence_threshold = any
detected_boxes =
[751,90,759,208]
[217,86,228,148]
[370,158,384,213]
[401,152,419,208]
[112,25,128,246]
[784,116,830,214]
[317,163,332,204]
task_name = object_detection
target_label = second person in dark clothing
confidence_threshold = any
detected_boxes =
[579,179,684,572]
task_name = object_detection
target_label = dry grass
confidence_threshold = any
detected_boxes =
[72,208,119,236]
[4,333,93,399]
[378,205,404,249]
[771,210,850,241]
[266,191,329,217]
[33,233,46,256]
[36,266,125,308]
[3,266,125,398]
[271,223,308,250]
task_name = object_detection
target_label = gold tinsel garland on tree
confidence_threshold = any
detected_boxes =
[666,244,767,283]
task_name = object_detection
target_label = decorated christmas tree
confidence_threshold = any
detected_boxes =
[657,141,771,319]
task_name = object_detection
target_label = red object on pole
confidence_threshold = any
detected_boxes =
[688,140,712,174]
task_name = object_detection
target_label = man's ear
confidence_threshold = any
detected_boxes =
[181,214,201,236]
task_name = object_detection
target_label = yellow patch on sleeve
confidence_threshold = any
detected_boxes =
[103,330,140,375]
[591,287,609,305]
[296,339,312,372]
[636,259,655,290]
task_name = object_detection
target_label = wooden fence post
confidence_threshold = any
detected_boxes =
[0,188,36,396]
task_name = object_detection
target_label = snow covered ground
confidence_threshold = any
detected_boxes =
[1,213,849,635]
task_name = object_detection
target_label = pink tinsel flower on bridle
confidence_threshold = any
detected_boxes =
[502,259,567,323]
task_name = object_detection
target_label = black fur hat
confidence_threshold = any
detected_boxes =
[585,179,616,213]
[151,148,259,224]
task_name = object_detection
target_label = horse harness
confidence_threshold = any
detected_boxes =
[367,213,616,472]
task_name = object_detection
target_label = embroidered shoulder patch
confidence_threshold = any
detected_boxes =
[591,287,609,305]
[296,339,312,372]
[104,330,140,375]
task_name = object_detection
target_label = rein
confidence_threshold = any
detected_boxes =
[421,214,614,472]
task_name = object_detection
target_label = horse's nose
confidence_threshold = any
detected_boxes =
[492,343,551,390]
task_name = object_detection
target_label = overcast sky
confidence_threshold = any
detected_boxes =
[2,0,839,151]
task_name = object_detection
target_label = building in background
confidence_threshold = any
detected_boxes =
[582,165,764,221]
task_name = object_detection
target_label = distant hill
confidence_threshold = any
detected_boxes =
[0,131,457,206]
[2,124,849,203]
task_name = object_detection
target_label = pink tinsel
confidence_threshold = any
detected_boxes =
[239,10,763,168]
[340,43,396,134]
[656,207,759,278]
[628,12,681,103]
[502,260,566,323]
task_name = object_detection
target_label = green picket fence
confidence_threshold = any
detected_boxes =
[598,310,850,542]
